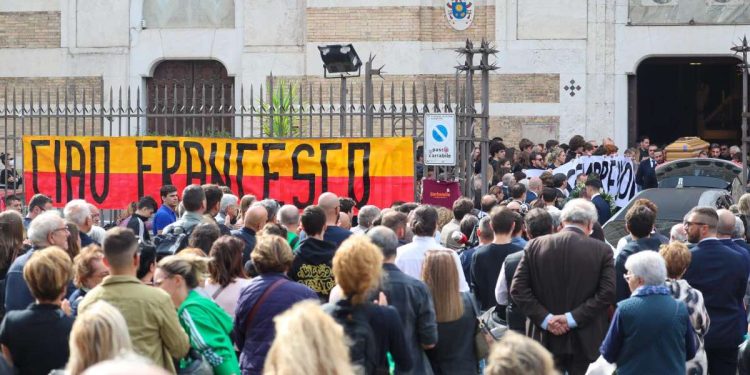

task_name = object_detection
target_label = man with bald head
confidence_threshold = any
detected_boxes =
[683,207,749,374]
[317,192,352,247]
[716,209,750,268]
[231,205,268,264]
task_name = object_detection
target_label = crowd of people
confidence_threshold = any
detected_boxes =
[0,134,748,375]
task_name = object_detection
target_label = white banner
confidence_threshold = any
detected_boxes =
[524,156,637,207]
[424,113,457,166]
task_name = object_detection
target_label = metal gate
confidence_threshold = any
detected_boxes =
[1,40,496,211]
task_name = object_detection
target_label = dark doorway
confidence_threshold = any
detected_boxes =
[146,60,234,136]
[634,56,742,147]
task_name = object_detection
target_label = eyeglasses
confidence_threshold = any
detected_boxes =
[52,227,70,234]
[683,221,707,228]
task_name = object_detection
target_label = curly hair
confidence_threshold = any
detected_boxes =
[73,245,105,288]
[436,206,453,231]
[332,235,383,305]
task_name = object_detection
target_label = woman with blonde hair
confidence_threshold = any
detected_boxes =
[263,300,354,375]
[436,206,453,233]
[422,249,477,374]
[485,331,557,375]
[546,147,566,169]
[65,300,132,375]
[234,234,317,375]
[325,234,412,374]
[154,254,240,375]
[0,246,74,375]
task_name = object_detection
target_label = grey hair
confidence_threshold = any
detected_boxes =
[670,224,688,243]
[277,204,300,226]
[357,205,381,228]
[560,199,598,226]
[730,145,741,155]
[502,173,515,186]
[734,216,746,239]
[219,194,238,215]
[739,194,750,216]
[64,199,91,226]
[367,226,399,259]
[258,199,280,221]
[28,210,64,247]
[546,207,562,229]
[624,251,667,286]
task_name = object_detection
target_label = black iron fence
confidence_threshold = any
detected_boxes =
[1,40,497,212]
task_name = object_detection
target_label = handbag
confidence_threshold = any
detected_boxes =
[177,348,213,375]
[468,296,496,360]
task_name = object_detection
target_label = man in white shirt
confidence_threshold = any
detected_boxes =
[396,205,470,292]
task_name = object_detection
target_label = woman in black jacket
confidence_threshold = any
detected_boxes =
[326,235,412,374]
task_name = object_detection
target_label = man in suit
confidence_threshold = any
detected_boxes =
[511,199,615,375]
[717,209,750,269]
[683,207,748,375]
[635,147,662,190]
[585,179,610,226]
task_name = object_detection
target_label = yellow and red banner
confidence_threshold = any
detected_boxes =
[23,136,415,209]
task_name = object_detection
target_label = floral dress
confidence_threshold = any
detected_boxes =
[667,278,710,375]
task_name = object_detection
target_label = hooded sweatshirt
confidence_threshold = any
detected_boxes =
[289,237,337,302]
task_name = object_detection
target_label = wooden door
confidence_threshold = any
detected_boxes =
[147,60,234,136]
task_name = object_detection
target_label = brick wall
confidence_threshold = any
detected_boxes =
[0,76,104,156]
[489,116,560,149]
[269,74,559,105]
[0,12,61,48]
[307,6,494,42]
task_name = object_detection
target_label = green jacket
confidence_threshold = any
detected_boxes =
[78,275,190,374]
[178,290,240,375]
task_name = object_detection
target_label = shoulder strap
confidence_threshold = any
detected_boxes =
[241,278,287,333]
[467,293,481,317]
[211,285,227,300]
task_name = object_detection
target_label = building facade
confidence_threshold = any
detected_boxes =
[1,0,748,153]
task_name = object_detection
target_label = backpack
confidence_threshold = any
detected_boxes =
[323,300,380,375]
[153,223,193,259]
